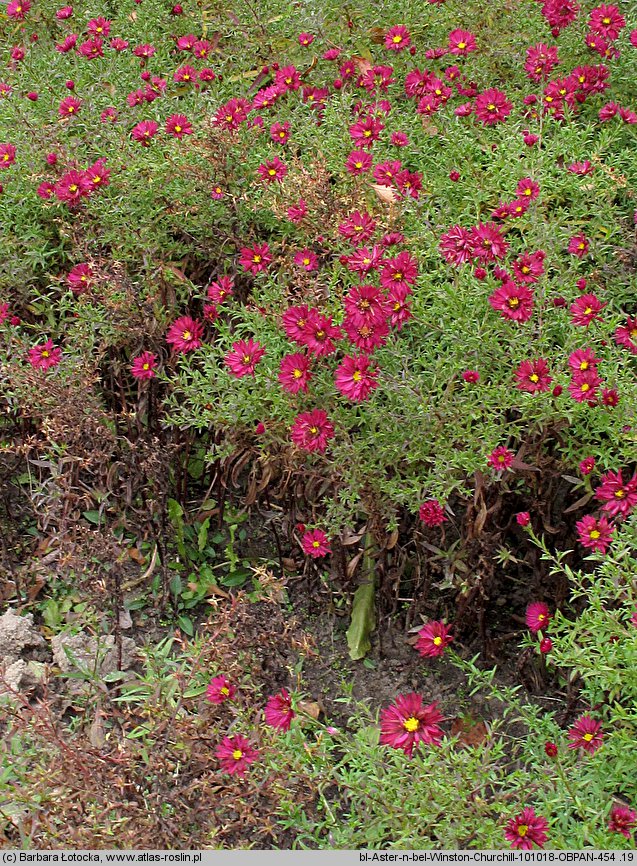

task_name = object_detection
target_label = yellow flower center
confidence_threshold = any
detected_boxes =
[220,686,229,695]
[242,355,251,364]
[42,350,49,358]
[309,426,318,435]
[392,35,403,43]
[522,266,530,273]
[518,825,528,838]
[403,717,420,732]
[175,125,182,132]
[508,297,520,308]
[143,363,149,370]
[614,489,625,498]
[355,161,362,168]
[352,370,362,382]
[580,361,588,370]
[433,636,443,646]
[394,272,403,280]
[487,103,495,110]
[253,255,262,263]
[458,41,466,49]
[268,168,276,176]
[232,749,243,760]
[603,16,611,23]
[183,330,191,341]
[529,374,539,383]
[581,383,590,392]
[293,369,302,379]
[584,307,593,315]
[69,184,78,192]
[589,530,600,539]
[312,540,321,548]
[583,733,593,742]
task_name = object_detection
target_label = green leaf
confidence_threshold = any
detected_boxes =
[198,517,210,552]
[82,510,102,525]
[169,574,183,597]
[347,580,375,661]
[177,614,194,636]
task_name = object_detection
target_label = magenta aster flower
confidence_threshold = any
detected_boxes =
[515,358,552,393]
[206,674,236,704]
[474,88,512,125]
[488,446,515,471]
[568,233,590,258]
[28,339,62,371]
[215,735,259,776]
[7,0,31,19]
[439,225,474,266]
[448,29,477,55]
[346,150,373,175]
[264,688,295,731]
[131,119,159,145]
[86,158,110,191]
[224,338,265,378]
[579,457,596,475]
[257,156,287,183]
[595,470,637,519]
[207,276,234,305]
[568,369,600,403]
[576,514,614,553]
[301,529,331,558]
[131,351,158,380]
[287,199,307,223]
[293,248,318,272]
[278,352,312,395]
[589,4,625,40]
[166,113,193,138]
[568,348,600,374]
[165,315,203,353]
[525,602,550,633]
[67,262,94,294]
[239,243,272,275]
[0,143,17,168]
[489,282,534,323]
[570,294,606,327]
[290,409,335,453]
[54,170,92,206]
[419,499,448,527]
[379,693,444,756]
[472,222,509,261]
[516,512,530,526]
[614,316,637,355]
[568,714,603,754]
[504,807,549,850]
[414,621,453,658]
[302,310,342,357]
[334,354,379,402]
[462,370,480,383]
[380,251,418,293]
[608,805,637,840]
[343,284,390,328]
[384,25,411,51]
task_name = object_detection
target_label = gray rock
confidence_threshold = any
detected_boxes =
[51,632,138,677]
[0,609,45,664]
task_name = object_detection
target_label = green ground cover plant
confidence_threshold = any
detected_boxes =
[0,0,636,850]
